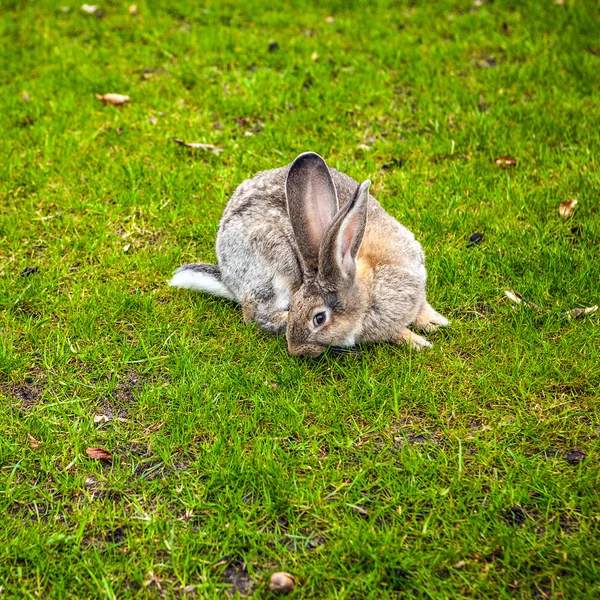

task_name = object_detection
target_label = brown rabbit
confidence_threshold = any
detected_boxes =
[171,152,448,356]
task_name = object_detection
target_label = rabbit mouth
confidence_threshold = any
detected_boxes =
[288,342,360,357]
[330,346,360,355]
[287,343,326,357]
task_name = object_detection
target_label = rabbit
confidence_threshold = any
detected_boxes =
[170,152,448,356]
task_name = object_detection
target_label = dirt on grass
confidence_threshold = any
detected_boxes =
[2,378,46,409]
[220,558,254,597]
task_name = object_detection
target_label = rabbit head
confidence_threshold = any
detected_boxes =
[285,153,371,356]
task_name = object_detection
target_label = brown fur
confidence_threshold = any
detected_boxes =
[171,152,448,356]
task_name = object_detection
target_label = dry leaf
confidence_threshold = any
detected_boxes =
[28,434,41,450]
[494,156,517,168]
[349,504,369,516]
[325,16,335,23]
[311,52,319,61]
[86,447,113,462]
[560,305,598,319]
[454,560,466,569]
[172,138,224,154]
[93,414,109,423]
[565,450,585,464]
[468,232,484,246]
[95,93,130,106]
[504,290,522,305]
[504,290,542,311]
[559,198,578,219]
[128,4,137,14]
[555,0,564,4]
[144,571,162,590]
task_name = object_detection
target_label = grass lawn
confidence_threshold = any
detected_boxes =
[1,0,599,597]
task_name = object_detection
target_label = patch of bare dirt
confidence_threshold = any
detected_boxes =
[94,370,155,419]
[111,371,150,402]
[219,559,254,597]
[2,377,46,409]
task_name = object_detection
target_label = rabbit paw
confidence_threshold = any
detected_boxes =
[395,328,433,351]
[243,300,288,335]
[414,303,449,332]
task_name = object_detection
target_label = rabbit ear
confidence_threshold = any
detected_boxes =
[286,152,339,271]
[319,180,370,284]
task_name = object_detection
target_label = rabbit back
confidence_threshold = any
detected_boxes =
[215,166,302,333]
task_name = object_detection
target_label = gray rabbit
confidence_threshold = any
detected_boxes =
[170,152,448,356]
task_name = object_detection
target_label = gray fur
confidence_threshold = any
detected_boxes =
[171,152,448,354]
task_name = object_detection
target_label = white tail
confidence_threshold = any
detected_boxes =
[169,264,236,301]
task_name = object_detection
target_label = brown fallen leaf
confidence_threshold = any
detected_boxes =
[559,198,578,219]
[504,290,542,311]
[504,290,522,305]
[172,138,224,154]
[86,447,113,462]
[128,4,137,14]
[494,156,517,168]
[325,16,335,23]
[95,93,130,106]
[28,434,41,450]
[453,560,466,569]
[349,504,369,516]
[560,305,598,319]
[565,450,585,464]
[93,414,110,423]
[144,571,162,590]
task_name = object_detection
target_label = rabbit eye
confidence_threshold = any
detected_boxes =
[312,311,327,328]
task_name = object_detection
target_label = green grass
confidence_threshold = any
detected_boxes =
[1,0,599,597]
